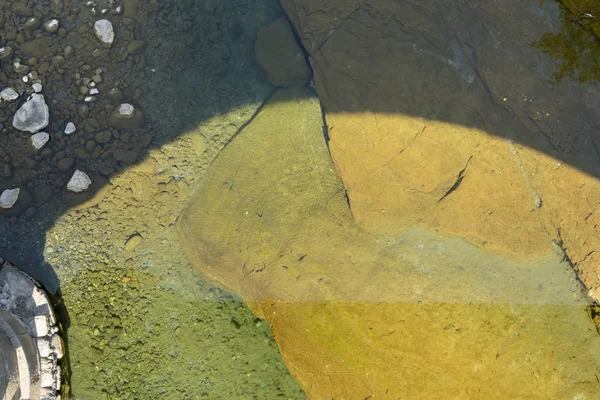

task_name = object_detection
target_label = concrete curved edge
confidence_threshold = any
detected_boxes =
[0,258,64,400]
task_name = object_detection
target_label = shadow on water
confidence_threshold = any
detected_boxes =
[0,0,599,395]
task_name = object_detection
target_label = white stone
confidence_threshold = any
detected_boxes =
[32,82,43,93]
[22,76,29,83]
[118,103,134,116]
[64,122,76,134]
[46,19,58,29]
[0,188,19,209]
[30,132,50,150]
[0,87,18,102]
[67,170,92,193]
[94,19,115,47]
[37,337,52,358]
[51,334,64,358]
[30,315,49,337]
[12,93,50,133]
[89,88,99,95]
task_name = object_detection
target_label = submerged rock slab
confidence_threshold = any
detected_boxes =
[255,17,312,88]
[177,89,600,399]
[284,0,600,298]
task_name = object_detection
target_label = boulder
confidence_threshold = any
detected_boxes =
[255,17,312,88]
[12,94,50,133]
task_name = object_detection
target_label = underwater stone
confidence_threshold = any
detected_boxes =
[0,87,19,102]
[94,19,115,47]
[64,122,76,134]
[12,94,50,133]
[109,103,145,129]
[67,170,92,193]
[0,188,20,209]
[30,132,50,151]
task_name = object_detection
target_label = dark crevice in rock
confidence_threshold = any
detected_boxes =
[437,155,473,203]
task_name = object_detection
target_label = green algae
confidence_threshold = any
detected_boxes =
[61,256,306,399]
[533,0,600,82]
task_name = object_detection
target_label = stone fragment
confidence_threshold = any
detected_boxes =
[255,17,312,88]
[67,170,92,193]
[12,94,50,133]
[64,122,76,134]
[109,103,145,129]
[0,87,18,102]
[94,19,115,47]
[0,188,20,209]
[32,83,42,93]
[29,132,50,151]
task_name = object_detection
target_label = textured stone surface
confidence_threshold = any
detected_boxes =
[178,89,600,399]
[285,0,600,298]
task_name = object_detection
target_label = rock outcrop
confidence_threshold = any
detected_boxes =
[284,0,600,299]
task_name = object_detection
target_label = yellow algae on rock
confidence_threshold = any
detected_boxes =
[177,89,600,399]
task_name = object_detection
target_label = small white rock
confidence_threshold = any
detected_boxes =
[32,82,43,93]
[0,87,19,102]
[22,76,29,83]
[94,19,115,47]
[43,19,59,34]
[118,103,134,116]
[0,188,20,209]
[67,170,92,193]
[89,88,99,95]
[30,132,50,150]
[64,122,76,134]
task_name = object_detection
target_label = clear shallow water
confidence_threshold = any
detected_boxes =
[1,0,600,399]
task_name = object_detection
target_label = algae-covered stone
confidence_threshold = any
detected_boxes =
[124,234,143,252]
[255,17,312,88]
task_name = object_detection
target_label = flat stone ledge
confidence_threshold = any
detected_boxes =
[0,259,63,400]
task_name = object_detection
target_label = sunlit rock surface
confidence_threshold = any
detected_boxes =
[283,0,600,298]
[178,89,600,399]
